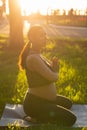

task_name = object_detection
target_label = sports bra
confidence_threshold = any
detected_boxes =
[25,56,53,88]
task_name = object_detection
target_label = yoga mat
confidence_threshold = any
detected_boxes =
[0,104,87,127]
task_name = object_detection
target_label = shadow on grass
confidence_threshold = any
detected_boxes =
[0,37,27,117]
[0,46,17,114]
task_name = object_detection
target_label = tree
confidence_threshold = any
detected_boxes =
[85,8,87,25]
[0,0,5,18]
[1,0,6,13]
[68,8,74,16]
[8,0,24,49]
[63,9,66,16]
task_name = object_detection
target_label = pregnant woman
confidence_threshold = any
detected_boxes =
[18,24,76,126]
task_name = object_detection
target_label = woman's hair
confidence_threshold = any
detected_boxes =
[18,42,31,70]
[27,24,44,39]
[18,24,43,70]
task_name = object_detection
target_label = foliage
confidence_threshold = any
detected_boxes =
[6,124,82,130]
[44,37,87,103]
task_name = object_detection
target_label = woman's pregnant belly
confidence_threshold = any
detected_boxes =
[28,83,57,101]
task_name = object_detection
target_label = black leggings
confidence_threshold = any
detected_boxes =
[23,93,76,126]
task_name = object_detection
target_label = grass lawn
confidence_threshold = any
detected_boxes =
[0,34,87,130]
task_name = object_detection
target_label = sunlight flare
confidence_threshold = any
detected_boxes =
[18,0,87,15]
[6,0,87,15]
[0,0,3,6]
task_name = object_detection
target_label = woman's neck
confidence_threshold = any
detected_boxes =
[30,47,41,54]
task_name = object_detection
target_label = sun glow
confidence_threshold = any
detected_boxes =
[19,0,87,15]
[19,0,50,15]
[0,0,3,6]
[6,0,87,15]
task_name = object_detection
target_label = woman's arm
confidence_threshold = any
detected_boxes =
[26,55,58,82]
[51,56,60,72]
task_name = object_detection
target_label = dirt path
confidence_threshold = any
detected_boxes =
[0,20,87,39]
[43,24,87,39]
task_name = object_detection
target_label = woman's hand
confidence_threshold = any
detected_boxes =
[51,57,60,72]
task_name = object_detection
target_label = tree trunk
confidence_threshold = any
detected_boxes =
[9,0,24,49]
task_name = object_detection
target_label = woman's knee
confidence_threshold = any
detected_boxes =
[55,105,77,126]
[56,95,73,109]
[67,112,77,126]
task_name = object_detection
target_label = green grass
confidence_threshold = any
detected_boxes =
[1,125,83,130]
[45,37,87,104]
[0,35,87,129]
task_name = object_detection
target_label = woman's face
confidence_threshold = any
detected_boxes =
[36,29,46,47]
[29,27,46,49]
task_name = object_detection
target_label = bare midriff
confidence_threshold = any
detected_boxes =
[28,83,57,101]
